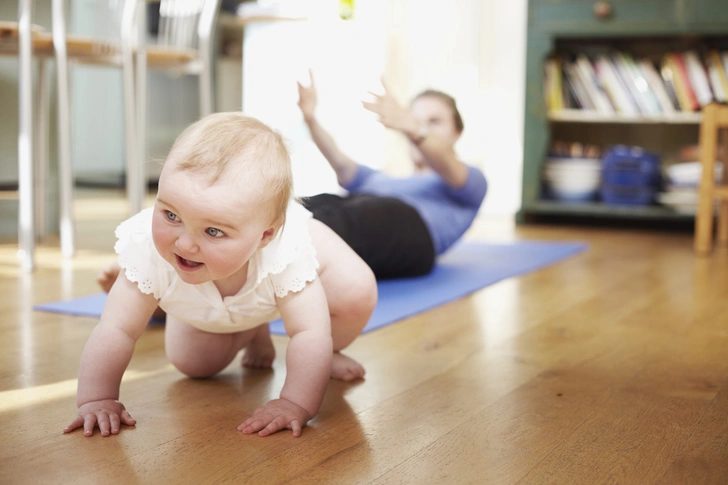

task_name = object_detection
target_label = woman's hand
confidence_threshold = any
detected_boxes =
[238,398,312,437]
[64,399,136,437]
[297,69,318,123]
[362,79,419,136]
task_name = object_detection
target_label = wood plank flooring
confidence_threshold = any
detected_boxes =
[1,190,726,484]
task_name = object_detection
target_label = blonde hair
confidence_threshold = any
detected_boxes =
[166,112,293,227]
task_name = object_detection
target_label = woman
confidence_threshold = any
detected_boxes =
[298,71,488,279]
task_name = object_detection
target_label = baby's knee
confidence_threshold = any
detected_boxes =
[167,352,221,379]
[350,266,377,316]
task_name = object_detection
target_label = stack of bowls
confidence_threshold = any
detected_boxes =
[543,157,601,202]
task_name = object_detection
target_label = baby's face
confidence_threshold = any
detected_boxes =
[151,165,275,289]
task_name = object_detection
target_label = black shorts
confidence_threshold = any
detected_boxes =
[302,193,436,280]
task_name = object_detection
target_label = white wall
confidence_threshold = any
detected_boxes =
[385,0,527,216]
[241,1,388,197]
[242,0,528,214]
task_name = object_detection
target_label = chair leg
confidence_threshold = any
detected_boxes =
[199,62,214,117]
[18,0,36,271]
[695,104,718,255]
[121,0,140,216]
[53,0,76,259]
[35,58,49,242]
[718,200,728,246]
[136,2,148,204]
[198,0,220,116]
[718,128,728,246]
[135,39,147,209]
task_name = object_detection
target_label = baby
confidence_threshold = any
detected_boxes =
[64,113,377,438]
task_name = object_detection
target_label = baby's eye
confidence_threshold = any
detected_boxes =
[165,210,179,222]
[206,227,225,238]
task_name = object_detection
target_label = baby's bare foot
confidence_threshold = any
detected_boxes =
[331,352,365,381]
[242,324,276,369]
[96,263,122,293]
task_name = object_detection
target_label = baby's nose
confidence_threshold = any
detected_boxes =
[175,233,199,253]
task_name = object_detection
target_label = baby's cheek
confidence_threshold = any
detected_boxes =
[151,226,173,260]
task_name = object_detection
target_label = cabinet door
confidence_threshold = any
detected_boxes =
[530,0,680,34]
[685,0,728,31]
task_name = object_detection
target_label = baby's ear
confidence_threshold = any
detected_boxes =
[257,219,283,249]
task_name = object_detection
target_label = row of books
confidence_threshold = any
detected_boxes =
[545,50,728,115]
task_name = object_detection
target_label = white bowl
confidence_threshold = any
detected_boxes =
[544,173,601,191]
[666,161,724,186]
[547,186,598,202]
[546,157,601,168]
[544,170,601,183]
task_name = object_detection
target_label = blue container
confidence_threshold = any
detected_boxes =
[600,146,661,206]
[600,185,656,206]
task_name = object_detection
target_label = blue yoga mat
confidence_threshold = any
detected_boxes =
[34,241,587,335]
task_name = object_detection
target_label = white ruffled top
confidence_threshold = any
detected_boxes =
[114,201,319,334]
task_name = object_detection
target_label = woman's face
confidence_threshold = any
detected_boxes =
[410,95,461,145]
[409,95,462,171]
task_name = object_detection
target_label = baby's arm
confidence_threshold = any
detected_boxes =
[64,271,159,437]
[238,278,332,437]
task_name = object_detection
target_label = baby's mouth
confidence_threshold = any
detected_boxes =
[175,254,203,270]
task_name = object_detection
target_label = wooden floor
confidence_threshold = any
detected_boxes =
[1,190,727,484]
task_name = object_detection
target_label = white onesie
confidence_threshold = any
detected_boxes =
[114,201,319,334]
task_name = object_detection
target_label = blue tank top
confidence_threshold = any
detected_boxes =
[343,164,487,255]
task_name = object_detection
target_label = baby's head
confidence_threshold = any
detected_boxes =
[164,112,293,228]
[153,113,293,286]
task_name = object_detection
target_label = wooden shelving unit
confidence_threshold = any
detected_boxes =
[522,200,693,220]
[548,110,702,125]
[520,0,728,225]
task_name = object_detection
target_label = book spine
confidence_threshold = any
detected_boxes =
[671,53,700,111]
[710,50,728,102]
[576,55,615,114]
[639,60,676,114]
[683,50,714,106]
[660,57,684,110]
[564,62,595,110]
[594,55,638,115]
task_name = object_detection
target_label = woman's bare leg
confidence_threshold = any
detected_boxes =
[308,220,377,381]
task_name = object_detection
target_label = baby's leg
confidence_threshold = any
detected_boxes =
[308,219,377,381]
[165,316,258,378]
[241,323,276,369]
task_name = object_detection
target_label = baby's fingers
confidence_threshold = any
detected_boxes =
[83,414,98,437]
[97,412,112,437]
[290,419,303,438]
[120,409,136,427]
[258,417,286,437]
[63,415,84,434]
[109,413,121,435]
[238,416,267,435]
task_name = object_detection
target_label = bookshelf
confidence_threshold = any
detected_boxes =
[520,0,728,224]
[548,109,702,125]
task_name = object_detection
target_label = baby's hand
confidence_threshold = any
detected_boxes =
[64,399,136,437]
[238,398,312,437]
